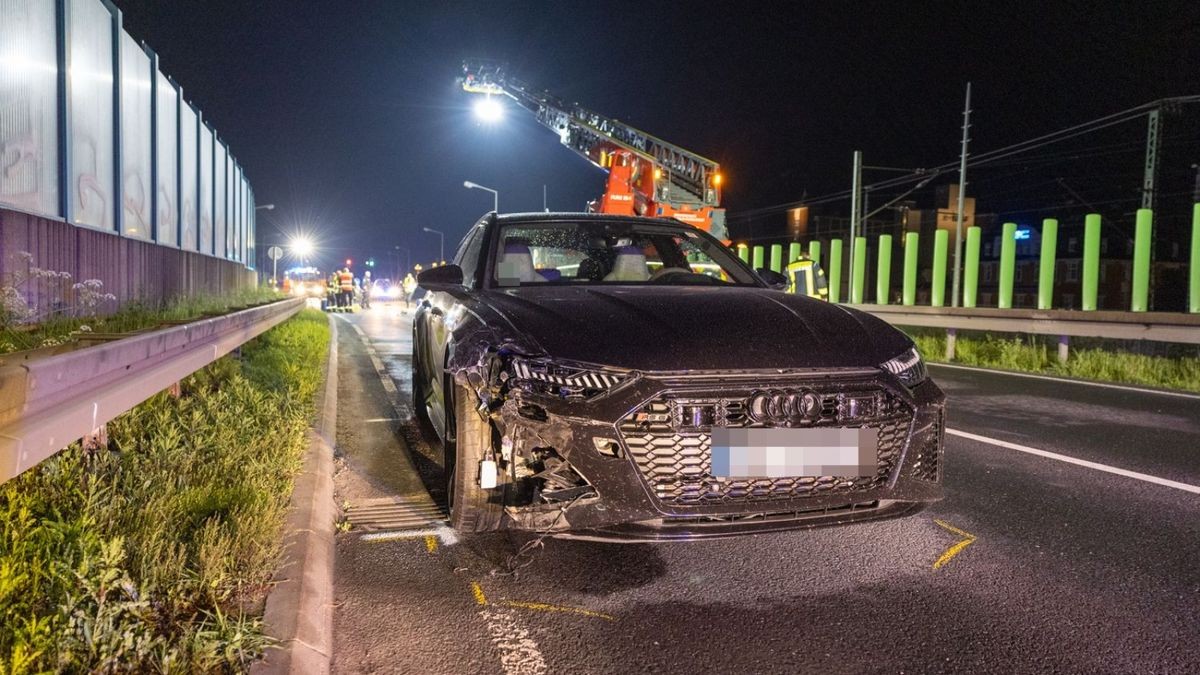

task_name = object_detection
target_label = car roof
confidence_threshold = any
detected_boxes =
[487,212,698,229]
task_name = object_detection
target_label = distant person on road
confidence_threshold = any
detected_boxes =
[361,271,372,309]
[402,273,417,308]
[339,267,354,310]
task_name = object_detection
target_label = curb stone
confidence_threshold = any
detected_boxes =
[255,314,339,674]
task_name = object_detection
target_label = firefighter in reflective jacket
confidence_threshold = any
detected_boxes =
[785,255,829,301]
[338,267,354,310]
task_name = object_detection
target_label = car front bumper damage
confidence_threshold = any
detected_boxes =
[486,367,945,542]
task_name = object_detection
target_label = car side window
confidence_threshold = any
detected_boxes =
[454,224,485,288]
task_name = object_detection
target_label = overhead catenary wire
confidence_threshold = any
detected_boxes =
[729,96,1200,224]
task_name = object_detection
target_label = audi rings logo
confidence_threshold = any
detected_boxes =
[746,390,823,425]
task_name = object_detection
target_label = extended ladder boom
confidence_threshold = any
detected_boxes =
[462,60,726,237]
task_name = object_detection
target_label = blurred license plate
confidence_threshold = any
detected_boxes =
[711,428,879,478]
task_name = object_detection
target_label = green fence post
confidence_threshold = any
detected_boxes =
[752,245,764,270]
[736,244,749,263]
[1082,213,1101,310]
[998,222,1017,309]
[769,244,783,272]
[963,226,981,308]
[876,234,893,304]
[808,240,822,268]
[828,239,843,303]
[1131,209,1152,312]
[851,236,867,304]
[932,229,948,307]
[1037,218,1058,310]
[1191,204,1200,313]
[788,242,801,264]
[903,232,919,306]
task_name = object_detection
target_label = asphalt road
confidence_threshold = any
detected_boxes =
[330,301,1200,675]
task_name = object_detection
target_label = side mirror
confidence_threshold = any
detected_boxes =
[417,264,464,290]
[756,268,789,291]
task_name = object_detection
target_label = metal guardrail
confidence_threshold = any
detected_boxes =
[0,297,304,484]
[857,304,1200,361]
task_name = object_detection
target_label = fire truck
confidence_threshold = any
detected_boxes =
[460,60,727,240]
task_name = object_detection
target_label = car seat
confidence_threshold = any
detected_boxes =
[496,242,546,284]
[603,246,650,281]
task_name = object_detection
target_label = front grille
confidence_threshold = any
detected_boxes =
[909,411,943,482]
[618,385,914,506]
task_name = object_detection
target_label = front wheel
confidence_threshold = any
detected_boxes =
[445,381,506,533]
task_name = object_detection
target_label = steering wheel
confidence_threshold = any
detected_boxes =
[649,266,692,281]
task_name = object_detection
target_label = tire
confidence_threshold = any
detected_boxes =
[445,380,506,533]
[411,320,430,423]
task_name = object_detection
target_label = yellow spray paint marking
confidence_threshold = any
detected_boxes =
[500,600,616,622]
[932,519,977,570]
[471,581,488,606]
[424,535,438,553]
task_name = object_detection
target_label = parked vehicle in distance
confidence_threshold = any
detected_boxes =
[412,213,945,541]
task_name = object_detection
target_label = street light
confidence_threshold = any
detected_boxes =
[289,236,313,258]
[255,204,276,211]
[463,180,499,213]
[422,227,444,263]
[391,244,410,280]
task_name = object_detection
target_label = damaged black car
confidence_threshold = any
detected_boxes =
[413,213,944,541]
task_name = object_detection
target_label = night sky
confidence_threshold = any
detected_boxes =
[116,0,1200,271]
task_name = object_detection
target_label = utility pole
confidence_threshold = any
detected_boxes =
[950,82,972,308]
[543,185,549,212]
[1141,107,1161,210]
[848,150,863,301]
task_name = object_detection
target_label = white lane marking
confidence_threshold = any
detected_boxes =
[360,526,459,545]
[479,604,548,675]
[929,362,1200,400]
[947,428,1200,495]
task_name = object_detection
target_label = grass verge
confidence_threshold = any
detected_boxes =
[0,308,329,672]
[0,287,282,356]
[907,328,1200,392]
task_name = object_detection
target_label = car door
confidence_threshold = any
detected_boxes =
[421,221,487,440]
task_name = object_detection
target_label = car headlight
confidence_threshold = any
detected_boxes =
[508,357,629,400]
[880,346,927,388]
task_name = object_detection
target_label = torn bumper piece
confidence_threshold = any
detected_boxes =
[494,366,945,542]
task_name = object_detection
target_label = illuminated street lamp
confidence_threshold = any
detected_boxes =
[255,204,276,211]
[422,227,444,263]
[463,180,499,212]
[289,236,314,258]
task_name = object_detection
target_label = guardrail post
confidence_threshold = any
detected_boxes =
[963,226,981,308]
[1038,218,1058,309]
[788,242,801,264]
[828,239,843,303]
[1191,204,1200,313]
[752,245,765,270]
[1132,209,1152,312]
[999,222,1017,309]
[876,234,893,304]
[932,229,948,307]
[737,244,749,264]
[1057,335,1070,363]
[769,244,783,273]
[945,328,957,361]
[1082,213,1101,311]
[808,241,822,268]
[851,236,867,304]
[903,232,919,306]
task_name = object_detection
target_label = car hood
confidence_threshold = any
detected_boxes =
[477,286,912,371]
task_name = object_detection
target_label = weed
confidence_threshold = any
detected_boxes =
[908,328,1200,392]
[0,309,329,672]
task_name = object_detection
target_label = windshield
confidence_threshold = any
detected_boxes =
[491,221,758,287]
